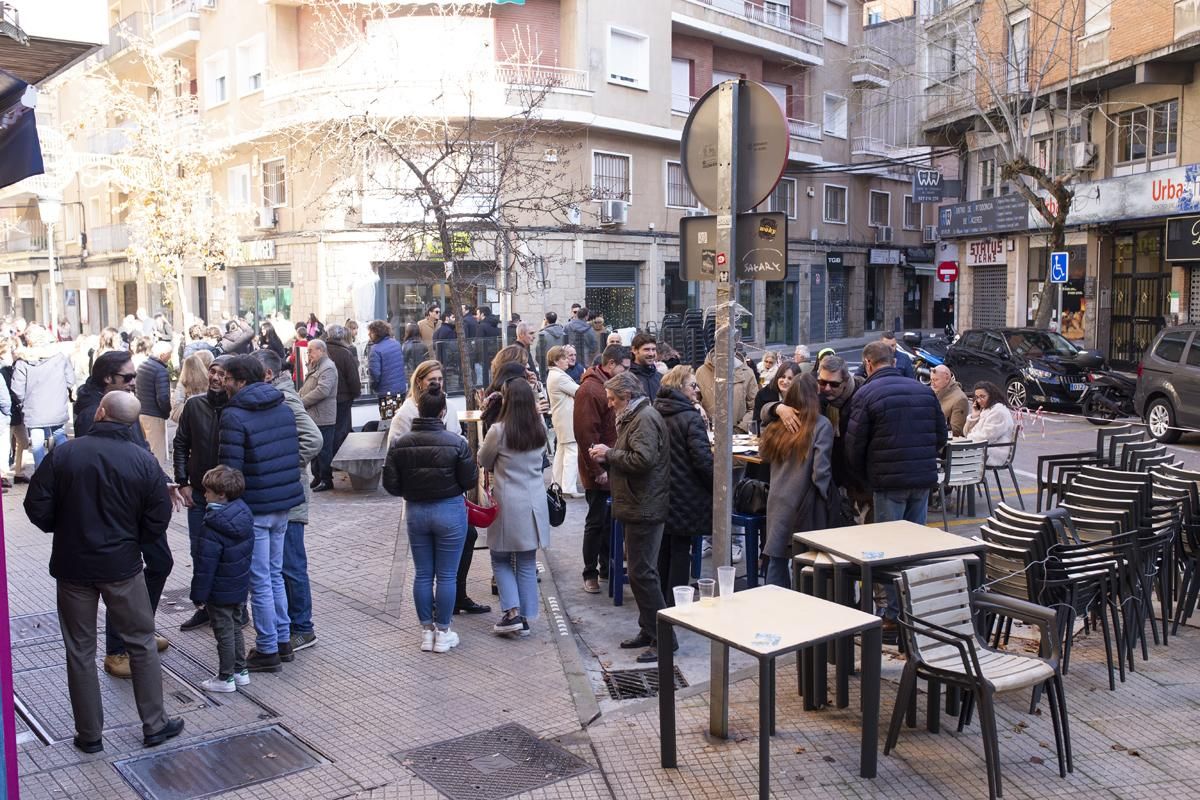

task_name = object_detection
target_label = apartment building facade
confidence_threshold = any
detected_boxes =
[1,0,937,347]
[925,0,1200,367]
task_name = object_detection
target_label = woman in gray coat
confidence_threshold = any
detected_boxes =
[478,378,550,636]
[758,374,833,589]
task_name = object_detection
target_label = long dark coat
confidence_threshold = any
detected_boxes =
[654,389,713,538]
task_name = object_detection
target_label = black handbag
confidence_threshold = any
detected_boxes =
[733,478,769,516]
[547,482,567,527]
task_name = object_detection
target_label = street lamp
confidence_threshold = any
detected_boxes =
[36,196,61,334]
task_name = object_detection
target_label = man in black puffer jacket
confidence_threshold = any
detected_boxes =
[845,341,946,624]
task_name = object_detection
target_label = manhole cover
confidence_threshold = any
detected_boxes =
[115,725,324,800]
[602,666,688,700]
[9,612,60,644]
[13,665,205,744]
[397,723,592,800]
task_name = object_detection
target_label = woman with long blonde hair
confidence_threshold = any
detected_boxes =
[171,351,214,423]
[758,374,833,588]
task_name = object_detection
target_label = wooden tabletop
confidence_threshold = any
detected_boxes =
[658,584,880,657]
[793,521,985,567]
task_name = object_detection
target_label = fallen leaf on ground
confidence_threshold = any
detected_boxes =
[1030,756,1044,765]
[823,756,836,763]
[794,746,806,754]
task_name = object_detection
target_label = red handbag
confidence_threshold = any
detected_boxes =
[466,475,498,528]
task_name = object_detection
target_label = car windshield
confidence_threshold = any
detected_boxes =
[1004,330,1079,359]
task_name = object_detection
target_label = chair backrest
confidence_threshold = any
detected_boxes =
[899,559,976,664]
[1107,430,1147,467]
[979,526,1039,602]
[988,435,1020,469]
[1095,423,1135,458]
[1118,441,1165,471]
[944,440,988,486]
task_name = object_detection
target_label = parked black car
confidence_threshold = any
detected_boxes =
[943,327,1102,409]
[1133,324,1200,443]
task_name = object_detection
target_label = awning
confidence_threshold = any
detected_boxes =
[0,69,43,191]
[908,263,936,276]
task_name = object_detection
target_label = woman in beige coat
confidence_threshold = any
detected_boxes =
[479,379,551,636]
[545,346,581,497]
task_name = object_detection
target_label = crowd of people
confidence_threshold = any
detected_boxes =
[7,298,1021,750]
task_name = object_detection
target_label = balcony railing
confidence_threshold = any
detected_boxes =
[671,94,699,115]
[690,0,823,41]
[493,63,589,92]
[787,117,821,141]
[1178,0,1200,39]
[851,136,897,157]
[0,222,48,254]
[97,12,148,61]
[86,128,132,155]
[89,224,130,254]
[153,0,198,30]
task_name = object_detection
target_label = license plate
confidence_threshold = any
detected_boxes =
[1069,383,1086,393]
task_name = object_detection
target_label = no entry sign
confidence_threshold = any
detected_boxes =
[937,261,959,283]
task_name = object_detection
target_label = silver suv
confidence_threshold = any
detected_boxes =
[1134,324,1200,443]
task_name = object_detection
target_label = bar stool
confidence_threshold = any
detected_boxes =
[731,512,765,588]
[606,497,625,606]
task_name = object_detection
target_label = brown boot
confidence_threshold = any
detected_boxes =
[103,654,131,679]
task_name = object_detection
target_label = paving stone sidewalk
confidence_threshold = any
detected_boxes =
[7,477,1200,799]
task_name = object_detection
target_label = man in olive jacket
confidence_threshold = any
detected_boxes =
[588,371,673,664]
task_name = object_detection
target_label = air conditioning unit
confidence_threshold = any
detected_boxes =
[256,205,277,229]
[599,199,628,226]
[683,208,706,217]
[923,225,938,244]
[199,0,216,8]
[1070,142,1098,171]
[875,225,894,244]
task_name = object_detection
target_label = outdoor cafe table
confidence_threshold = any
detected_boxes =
[657,584,882,800]
[793,521,987,615]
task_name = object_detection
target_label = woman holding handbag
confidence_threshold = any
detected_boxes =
[383,388,478,653]
[478,378,550,636]
[758,374,833,589]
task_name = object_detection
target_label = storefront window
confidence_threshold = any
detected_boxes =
[737,281,754,341]
[865,268,884,331]
[663,262,698,317]
[764,280,798,344]
[377,262,496,337]
[235,267,293,326]
[1027,245,1085,339]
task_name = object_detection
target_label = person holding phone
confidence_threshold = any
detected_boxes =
[963,381,1015,466]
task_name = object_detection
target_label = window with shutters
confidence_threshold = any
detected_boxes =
[607,27,649,90]
[825,0,848,43]
[823,184,847,224]
[763,178,796,219]
[227,164,251,209]
[823,93,847,138]
[665,161,698,209]
[671,58,692,113]
[1084,0,1110,36]
[869,191,890,227]
[236,35,265,96]
[262,159,287,208]
[593,151,632,202]
[903,195,919,230]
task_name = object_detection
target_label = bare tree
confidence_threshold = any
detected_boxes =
[280,1,591,407]
[917,0,1090,328]
[86,35,242,325]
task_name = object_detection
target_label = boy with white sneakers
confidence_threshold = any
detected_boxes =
[191,465,255,691]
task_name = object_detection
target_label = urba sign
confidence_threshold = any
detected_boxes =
[964,238,1005,266]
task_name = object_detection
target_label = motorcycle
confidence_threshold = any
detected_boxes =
[1081,368,1137,425]
[903,331,950,385]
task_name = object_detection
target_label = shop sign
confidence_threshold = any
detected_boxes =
[937,194,1029,238]
[912,169,944,203]
[0,273,9,287]
[424,232,473,259]
[869,248,900,265]
[16,284,33,299]
[86,275,107,290]
[241,239,276,262]
[963,238,1005,266]
[826,252,844,269]
[1029,164,1200,229]
[1166,215,1200,262]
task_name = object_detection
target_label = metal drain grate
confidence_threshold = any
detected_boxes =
[602,666,688,700]
[157,588,195,614]
[397,723,592,800]
[115,725,325,800]
[9,612,60,644]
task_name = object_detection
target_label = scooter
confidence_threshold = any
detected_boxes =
[903,331,949,385]
[1081,368,1137,424]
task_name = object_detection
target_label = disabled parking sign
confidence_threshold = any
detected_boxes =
[1050,251,1069,283]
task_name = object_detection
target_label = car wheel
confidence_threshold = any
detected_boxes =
[1005,377,1028,409]
[1145,398,1182,444]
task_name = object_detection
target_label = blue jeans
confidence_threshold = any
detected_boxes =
[313,424,335,482]
[29,424,67,468]
[491,549,539,620]
[283,521,314,635]
[250,511,289,653]
[186,488,205,566]
[873,488,930,618]
[406,497,468,627]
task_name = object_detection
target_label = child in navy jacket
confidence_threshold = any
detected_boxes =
[191,465,254,692]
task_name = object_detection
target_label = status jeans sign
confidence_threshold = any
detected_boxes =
[964,238,1005,267]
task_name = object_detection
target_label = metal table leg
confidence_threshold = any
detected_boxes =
[759,657,771,800]
[659,616,676,768]
[834,565,851,709]
[860,624,882,778]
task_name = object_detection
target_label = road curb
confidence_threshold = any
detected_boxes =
[538,553,604,728]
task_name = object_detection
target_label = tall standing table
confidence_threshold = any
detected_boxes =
[657,585,883,799]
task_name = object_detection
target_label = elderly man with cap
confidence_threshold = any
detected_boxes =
[172,354,235,633]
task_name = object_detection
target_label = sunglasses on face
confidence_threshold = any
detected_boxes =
[817,379,842,389]
[115,372,137,383]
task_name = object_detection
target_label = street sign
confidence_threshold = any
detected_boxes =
[680,212,788,281]
[912,169,944,203]
[936,261,959,283]
[1050,250,1069,283]
[681,80,789,212]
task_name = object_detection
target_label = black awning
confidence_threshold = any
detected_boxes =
[0,68,43,190]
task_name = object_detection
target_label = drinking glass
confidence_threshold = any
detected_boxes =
[673,586,695,606]
[717,566,736,598]
[698,578,717,605]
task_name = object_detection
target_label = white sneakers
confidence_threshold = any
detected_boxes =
[202,670,250,693]
[422,627,460,653]
[433,629,460,653]
[234,670,250,686]
[702,539,745,563]
[731,543,745,564]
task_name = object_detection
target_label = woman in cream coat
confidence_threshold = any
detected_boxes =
[545,346,581,497]
[964,381,1016,466]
